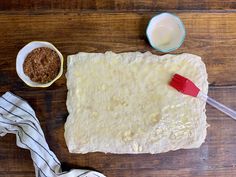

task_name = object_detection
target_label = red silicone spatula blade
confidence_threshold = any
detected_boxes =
[169,74,200,97]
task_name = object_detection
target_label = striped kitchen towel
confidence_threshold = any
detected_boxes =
[0,92,106,177]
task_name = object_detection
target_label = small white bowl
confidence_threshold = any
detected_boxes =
[146,13,186,53]
[16,41,64,87]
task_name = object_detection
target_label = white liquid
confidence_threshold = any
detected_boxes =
[151,25,175,47]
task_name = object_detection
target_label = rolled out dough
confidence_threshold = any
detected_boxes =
[65,51,208,154]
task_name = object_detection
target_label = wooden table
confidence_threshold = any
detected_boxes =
[0,1,236,177]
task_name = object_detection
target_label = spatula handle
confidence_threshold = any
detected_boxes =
[198,92,236,120]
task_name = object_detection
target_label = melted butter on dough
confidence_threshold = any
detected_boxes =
[65,51,208,154]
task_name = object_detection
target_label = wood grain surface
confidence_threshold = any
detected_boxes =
[0,0,236,11]
[0,1,236,177]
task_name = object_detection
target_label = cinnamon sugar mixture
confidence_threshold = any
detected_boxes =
[23,47,60,83]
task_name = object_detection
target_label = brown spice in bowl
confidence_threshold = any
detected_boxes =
[23,47,61,83]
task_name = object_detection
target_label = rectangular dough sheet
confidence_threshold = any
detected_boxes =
[65,51,208,154]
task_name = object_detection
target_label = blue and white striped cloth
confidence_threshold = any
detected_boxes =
[0,92,106,177]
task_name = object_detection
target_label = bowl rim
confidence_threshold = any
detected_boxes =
[16,41,64,88]
[146,12,186,53]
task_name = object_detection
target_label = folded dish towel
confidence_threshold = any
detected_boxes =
[0,92,105,177]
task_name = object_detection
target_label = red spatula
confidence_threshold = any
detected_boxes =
[169,73,236,120]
